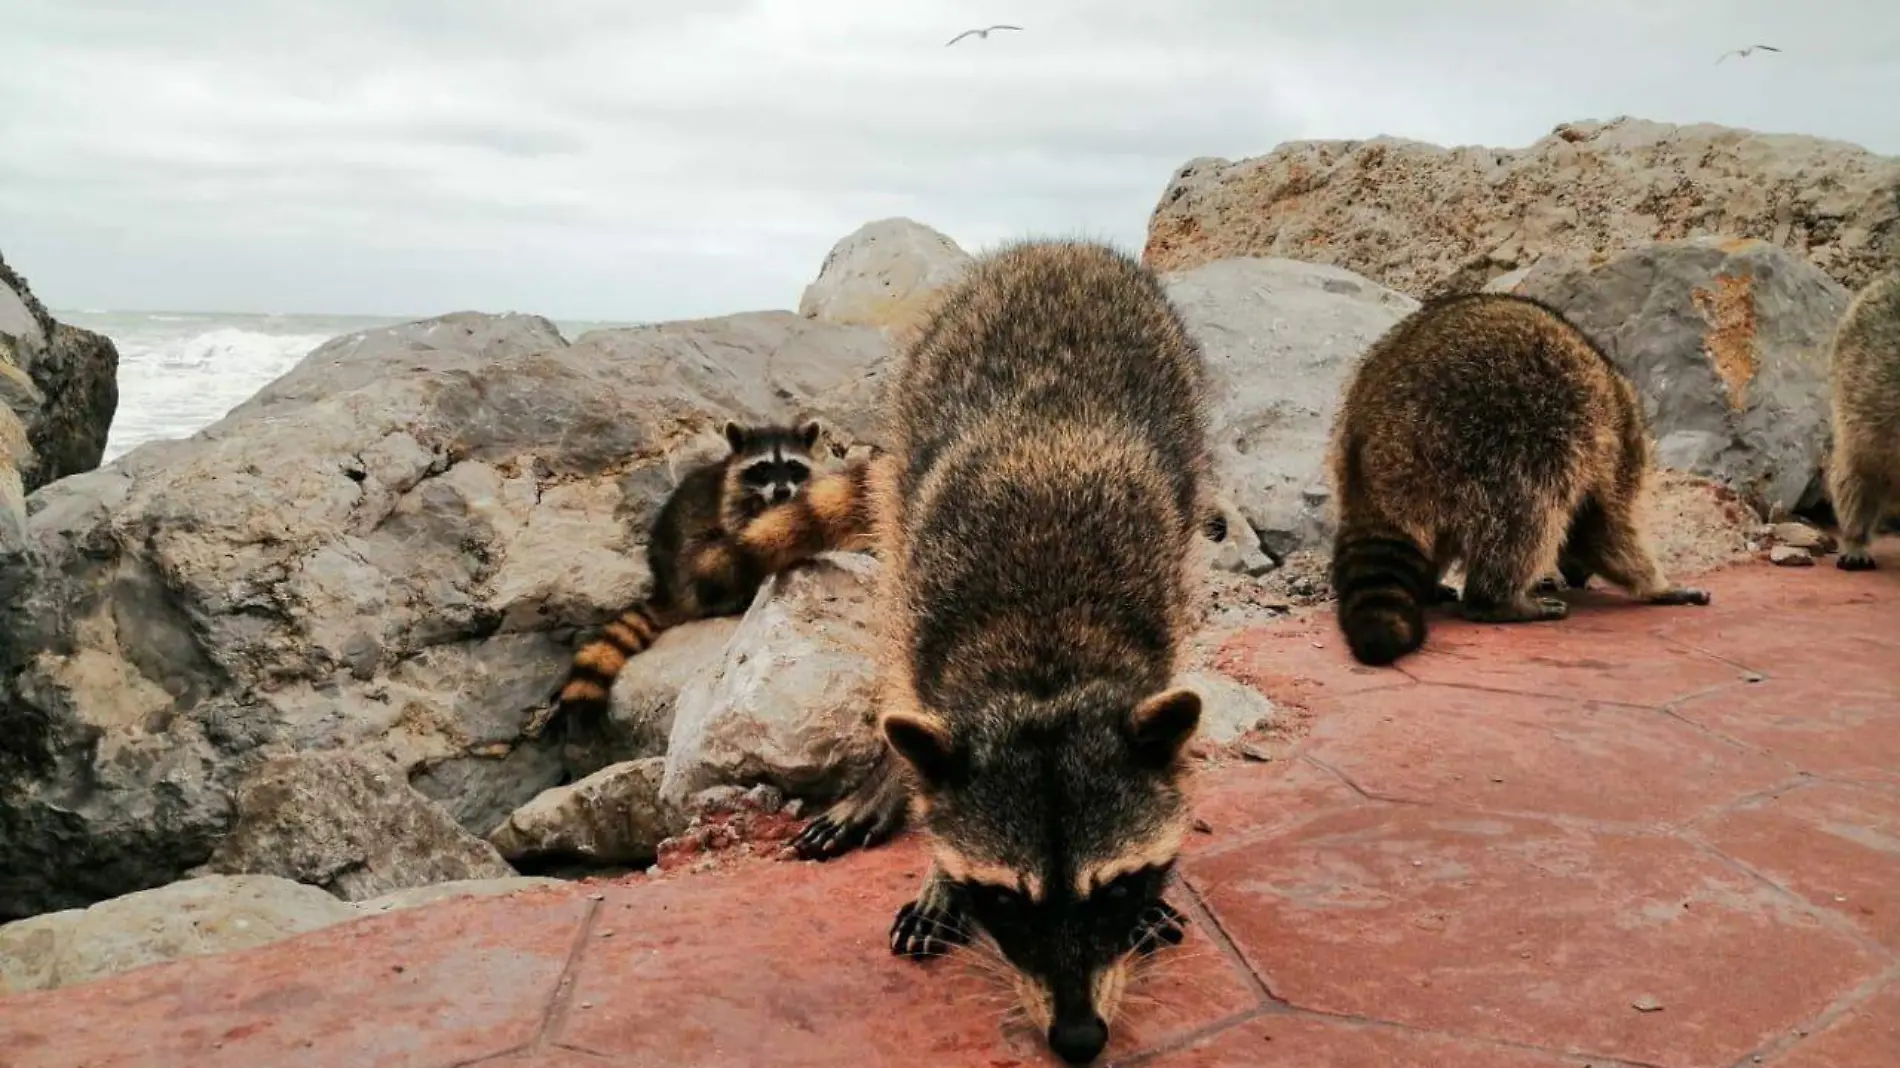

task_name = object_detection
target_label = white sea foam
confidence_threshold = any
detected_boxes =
[56,310,627,464]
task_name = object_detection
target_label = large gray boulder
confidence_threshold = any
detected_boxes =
[1145,115,1900,298]
[798,217,973,335]
[1161,257,1420,556]
[1498,236,1849,512]
[0,251,119,492]
[0,307,889,920]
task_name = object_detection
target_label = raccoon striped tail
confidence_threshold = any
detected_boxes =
[1330,523,1435,666]
[555,602,675,715]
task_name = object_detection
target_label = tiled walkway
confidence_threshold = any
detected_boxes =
[2,548,1896,1067]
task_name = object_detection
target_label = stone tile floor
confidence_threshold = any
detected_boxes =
[1,546,1895,1067]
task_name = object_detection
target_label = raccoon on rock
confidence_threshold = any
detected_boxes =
[1327,292,1710,666]
[553,420,872,717]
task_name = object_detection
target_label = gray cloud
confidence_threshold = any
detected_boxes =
[2,0,1896,319]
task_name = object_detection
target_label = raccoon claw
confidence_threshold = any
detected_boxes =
[890,900,970,960]
[1837,552,1877,572]
[790,802,903,862]
[1646,586,1711,606]
[790,813,861,860]
[1128,900,1190,956]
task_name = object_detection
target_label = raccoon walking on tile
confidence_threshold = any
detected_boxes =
[553,420,872,717]
[1827,271,1900,571]
[1328,292,1710,667]
[798,240,1213,1066]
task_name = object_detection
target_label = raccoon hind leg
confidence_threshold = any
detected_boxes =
[1831,457,1891,571]
[1568,493,1712,605]
[791,750,911,861]
[1458,507,1572,624]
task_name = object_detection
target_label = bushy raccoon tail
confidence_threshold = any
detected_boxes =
[555,602,675,715]
[1331,520,1434,667]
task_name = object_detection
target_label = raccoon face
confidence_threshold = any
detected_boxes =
[722,419,822,517]
[883,685,1201,1065]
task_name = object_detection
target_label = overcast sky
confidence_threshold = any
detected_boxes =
[3,0,1896,321]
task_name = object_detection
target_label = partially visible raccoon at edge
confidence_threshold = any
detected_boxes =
[801,239,1212,1067]
[1828,271,1900,571]
[1328,292,1710,666]
[553,420,873,716]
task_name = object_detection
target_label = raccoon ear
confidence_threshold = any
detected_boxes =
[797,420,823,450]
[722,421,748,454]
[1127,687,1201,768]
[881,711,962,787]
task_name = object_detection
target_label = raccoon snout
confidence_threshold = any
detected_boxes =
[1047,1013,1109,1065]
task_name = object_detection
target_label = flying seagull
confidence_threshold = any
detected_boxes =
[946,24,1023,47]
[1716,44,1781,64]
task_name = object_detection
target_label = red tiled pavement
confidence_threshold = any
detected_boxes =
[0,545,1896,1068]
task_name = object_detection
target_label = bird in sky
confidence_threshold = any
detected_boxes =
[946,24,1023,47]
[1716,44,1781,64]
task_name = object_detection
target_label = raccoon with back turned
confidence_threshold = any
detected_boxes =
[796,239,1212,1066]
[1827,271,1900,571]
[1328,291,1710,666]
[553,419,872,716]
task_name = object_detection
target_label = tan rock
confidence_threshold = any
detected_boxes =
[0,872,565,994]
[660,552,885,806]
[1145,116,1900,298]
[0,875,356,995]
[798,218,972,335]
[487,757,680,865]
[1770,544,1816,567]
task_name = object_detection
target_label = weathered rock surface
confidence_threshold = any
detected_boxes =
[1161,256,1419,556]
[1180,670,1278,745]
[0,871,561,994]
[0,251,120,490]
[1145,116,1900,298]
[0,874,354,995]
[0,307,889,920]
[196,750,515,901]
[488,757,680,866]
[798,217,973,335]
[1499,237,1848,512]
[660,553,885,808]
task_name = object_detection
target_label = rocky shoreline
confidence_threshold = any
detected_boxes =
[2,114,1889,995]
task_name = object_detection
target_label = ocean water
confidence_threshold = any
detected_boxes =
[56,311,632,463]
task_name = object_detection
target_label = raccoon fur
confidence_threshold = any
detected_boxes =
[1828,271,1900,571]
[797,240,1211,1066]
[1328,292,1710,666]
[553,420,872,716]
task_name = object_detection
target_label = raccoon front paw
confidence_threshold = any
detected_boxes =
[1127,900,1190,956]
[1646,585,1712,606]
[790,797,905,862]
[1837,551,1877,572]
[890,899,970,960]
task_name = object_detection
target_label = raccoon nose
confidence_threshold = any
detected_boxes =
[1047,1014,1109,1064]
[766,484,789,503]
